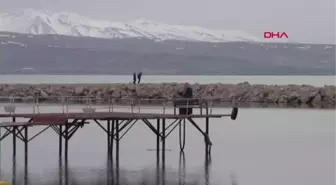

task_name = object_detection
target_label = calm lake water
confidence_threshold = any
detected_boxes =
[0,75,335,86]
[0,75,335,185]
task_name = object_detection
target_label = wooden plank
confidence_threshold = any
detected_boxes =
[174,105,203,108]
[174,99,201,106]
[0,122,30,127]
[32,116,67,125]
[0,111,231,120]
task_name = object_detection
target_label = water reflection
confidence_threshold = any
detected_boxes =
[0,114,216,185]
[59,157,62,185]
[179,151,186,185]
[1,107,334,185]
[204,152,211,185]
[4,149,214,185]
[12,157,16,185]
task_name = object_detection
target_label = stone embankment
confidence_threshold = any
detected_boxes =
[0,82,335,106]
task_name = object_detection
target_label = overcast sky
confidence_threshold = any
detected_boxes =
[0,0,335,44]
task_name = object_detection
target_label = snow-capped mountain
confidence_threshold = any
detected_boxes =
[0,9,261,42]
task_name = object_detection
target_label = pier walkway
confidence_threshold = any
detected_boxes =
[0,96,238,184]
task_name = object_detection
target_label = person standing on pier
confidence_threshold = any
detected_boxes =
[133,72,137,84]
[137,72,142,84]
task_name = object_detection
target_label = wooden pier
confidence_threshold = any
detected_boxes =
[0,96,238,184]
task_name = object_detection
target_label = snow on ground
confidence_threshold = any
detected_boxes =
[0,9,261,43]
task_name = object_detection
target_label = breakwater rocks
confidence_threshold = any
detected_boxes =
[0,82,335,106]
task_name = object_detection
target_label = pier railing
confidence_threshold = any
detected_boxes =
[0,96,222,115]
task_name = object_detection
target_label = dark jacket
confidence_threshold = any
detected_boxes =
[178,87,193,98]
[137,72,142,79]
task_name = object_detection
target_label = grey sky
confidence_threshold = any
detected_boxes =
[0,0,335,44]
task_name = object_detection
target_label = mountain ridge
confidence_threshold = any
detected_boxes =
[0,9,263,43]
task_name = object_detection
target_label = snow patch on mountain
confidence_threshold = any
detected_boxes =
[0,9,261,43]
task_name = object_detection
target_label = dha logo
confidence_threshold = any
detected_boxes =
[264,32,289,39]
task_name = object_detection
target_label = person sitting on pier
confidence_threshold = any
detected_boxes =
[185,83,193,97]
[178,83,193,98]
[177,83,194,115]
[137,72,142,84]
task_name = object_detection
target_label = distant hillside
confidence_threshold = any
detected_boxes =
[0,31,335,75]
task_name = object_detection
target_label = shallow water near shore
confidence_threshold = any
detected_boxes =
[0,104,335,185]
[0,75,335,86]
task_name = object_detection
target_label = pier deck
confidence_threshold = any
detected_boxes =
[0,111,231,120]
[0,96,238,184]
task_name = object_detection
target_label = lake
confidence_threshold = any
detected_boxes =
[0,75,335,185]
[0,75,335,86]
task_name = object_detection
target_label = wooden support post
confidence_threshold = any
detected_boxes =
[110,120,115,184]
[115,119,120,185]
[11,118,17,185]
[64,121,69,185]
[58,123,63,185]
[106,120,111,185]
[161,118,166,185]
[59,125,63,158]
[64,121,69,162]
[24,126,28,166]
[162,119,166,166]
[205,100,211,156]
[205,116,210,156]
[12,127,16,159]
[107,120,111,157]
[156,119,160,160]
[12,117,16,159]
[155,118,161,185]
[187,118,213,149]
[179,119,186,151]
[24,126,28,185]
[115,120,119,162]
[111,120,115,159]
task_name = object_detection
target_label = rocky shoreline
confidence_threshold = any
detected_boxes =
[0,83,335,107]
